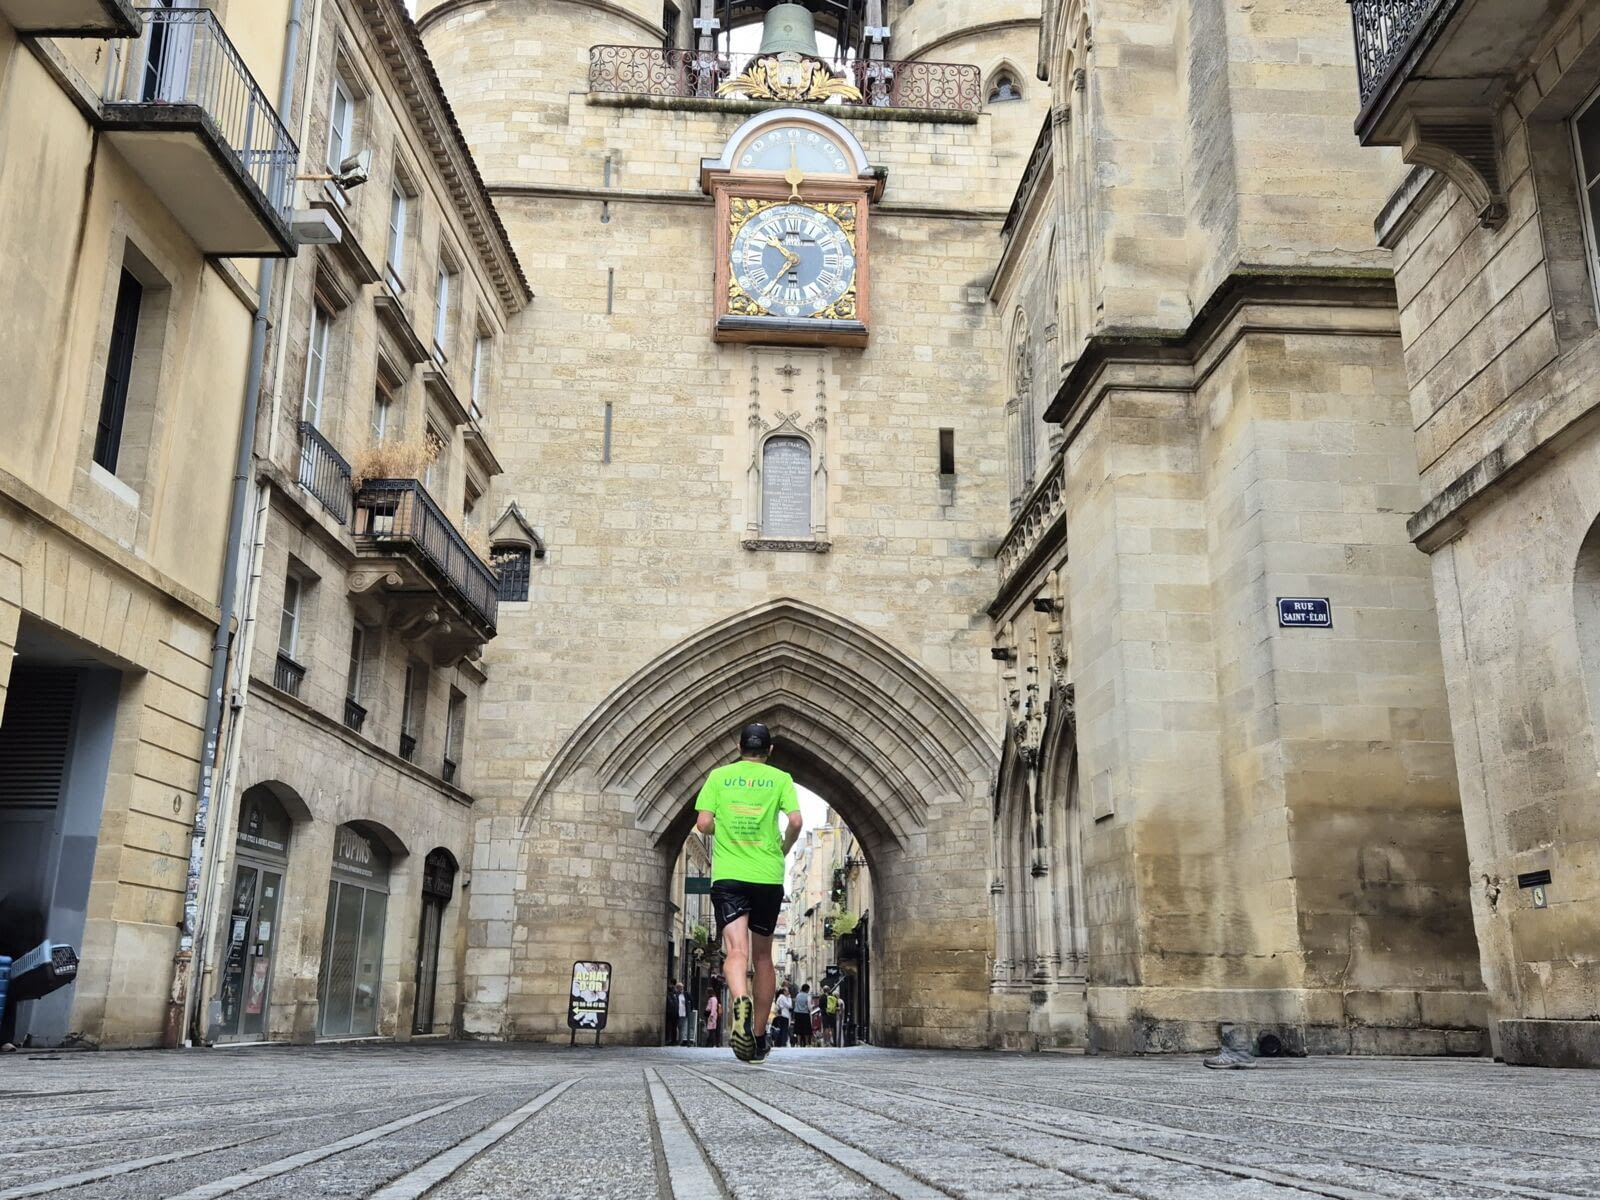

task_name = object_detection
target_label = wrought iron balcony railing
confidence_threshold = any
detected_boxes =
[273,652,306,698]
[353,479,500,633]
[298,422,352,524]
[399,732,418,762]
[442,756,458,785]
[343,697,367,733]
[587,45,982,114]
[104,8,297,246]
[1348,0,1444,105]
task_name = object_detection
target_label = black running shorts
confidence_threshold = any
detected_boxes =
[710,880,785,938]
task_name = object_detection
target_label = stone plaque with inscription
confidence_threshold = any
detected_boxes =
[761,437,812,538]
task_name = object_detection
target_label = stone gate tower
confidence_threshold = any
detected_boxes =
[417,0,1045,1045]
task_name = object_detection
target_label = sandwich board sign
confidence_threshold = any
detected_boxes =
[567,960,612,1044]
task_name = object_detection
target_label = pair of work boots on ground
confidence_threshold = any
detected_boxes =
[726,995,770,1064]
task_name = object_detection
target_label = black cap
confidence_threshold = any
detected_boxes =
[739,722,772,755]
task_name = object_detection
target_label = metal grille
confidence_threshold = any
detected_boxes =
[1348,0,1443,103]
[495,547,531,602]
[587,45,982,113]
[0,666,78,811]
[298,422,353,524]
[343,698,367,733]
[353,479,500,633]
[399,732,417,763]
[273,652,306,698]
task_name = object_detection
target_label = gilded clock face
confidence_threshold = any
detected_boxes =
[730,202,856,320]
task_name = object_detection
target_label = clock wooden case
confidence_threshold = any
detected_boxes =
[702,113,881,348]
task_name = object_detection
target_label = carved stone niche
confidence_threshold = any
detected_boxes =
[348,566,488,667]
[741,347,837,552]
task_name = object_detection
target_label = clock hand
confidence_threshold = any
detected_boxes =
[785,144,805,201]
[764,238,800,271]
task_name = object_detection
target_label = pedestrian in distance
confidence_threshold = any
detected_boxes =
[823,985,841,1047]
[792,982,812,1047]
[694,722,804,1064]
[774,984,793,1047]
[673,981,692,1046]
[704,990,720,1047]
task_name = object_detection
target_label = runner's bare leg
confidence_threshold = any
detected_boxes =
[751,932,774,1036]
[722,915,750,1009]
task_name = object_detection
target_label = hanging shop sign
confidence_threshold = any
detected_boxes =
[567,960,612,1038]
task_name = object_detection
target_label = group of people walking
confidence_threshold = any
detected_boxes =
[671,976,847,1049]
[769,981,844,1047]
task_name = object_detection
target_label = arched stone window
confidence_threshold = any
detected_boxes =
[761,435,813,539]
[487,501,545,602]
[987,72,1022,103]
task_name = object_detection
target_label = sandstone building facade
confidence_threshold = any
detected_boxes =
[416,0,1489,1055]
[1347,0,1600,1068]
[0,0,299,1047]
[7,0,1580,1067]
[191,0,529,1046]
[985,0,1486,1056]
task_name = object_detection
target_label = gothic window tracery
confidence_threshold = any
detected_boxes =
[987,72,1022,103]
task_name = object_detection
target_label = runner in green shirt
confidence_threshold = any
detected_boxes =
[694,722,802,1063]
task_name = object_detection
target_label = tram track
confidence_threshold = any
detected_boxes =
[753,1061,1591,1200]
[770,1060,1600,1164]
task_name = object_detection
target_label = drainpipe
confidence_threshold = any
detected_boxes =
[165,0,305,1050]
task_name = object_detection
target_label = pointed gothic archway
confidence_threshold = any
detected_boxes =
[516,599,1000,1047]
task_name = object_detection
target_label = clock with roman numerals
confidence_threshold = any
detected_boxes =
[705,114,877,347]
[729,201,856,321]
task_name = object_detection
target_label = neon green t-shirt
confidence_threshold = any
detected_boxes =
[694,760,799,885]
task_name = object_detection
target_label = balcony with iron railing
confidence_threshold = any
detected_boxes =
[1347,1,1565,223]
[99,7,297,255]
[273,652,306,699]
[298,422,352,524]
[351,479,499,662]
[587,46,982,115]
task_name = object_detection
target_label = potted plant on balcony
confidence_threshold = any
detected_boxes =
[689,922,713,962]
[832,910,861,959]
[351,438,442,536]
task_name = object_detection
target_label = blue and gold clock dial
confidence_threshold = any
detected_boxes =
[730,202,856,319]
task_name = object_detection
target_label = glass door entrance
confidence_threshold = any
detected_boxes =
[317,823,391,1039]
[216,862,282,1040]
[214,787,292,1043]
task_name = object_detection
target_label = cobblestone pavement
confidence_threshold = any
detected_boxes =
[1,1042,1597,1199]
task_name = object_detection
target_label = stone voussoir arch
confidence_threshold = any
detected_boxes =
[522,598,998,848]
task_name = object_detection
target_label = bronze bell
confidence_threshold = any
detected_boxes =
[756,3,821,58]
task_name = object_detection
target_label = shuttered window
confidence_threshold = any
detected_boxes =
[94,270,144,473]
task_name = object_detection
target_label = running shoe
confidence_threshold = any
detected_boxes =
[751,1033,770,1064]
[729,996,755,1062]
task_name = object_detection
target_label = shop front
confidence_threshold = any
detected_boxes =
[214,788,292,1042]
[317,823,391,1039]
